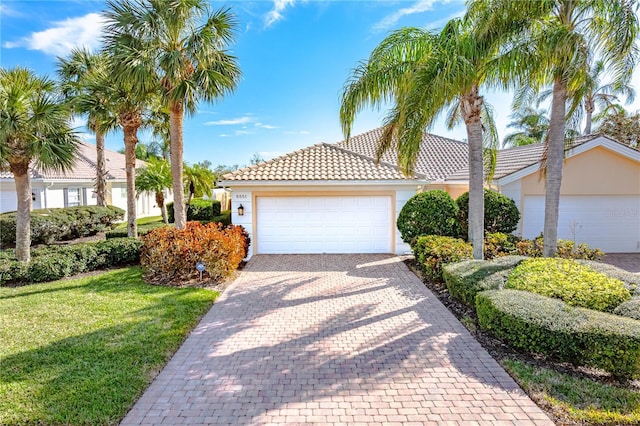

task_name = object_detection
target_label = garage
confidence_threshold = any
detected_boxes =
[522,195,640,253]
[256,196,393,254]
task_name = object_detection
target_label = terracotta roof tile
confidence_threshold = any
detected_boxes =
[222,142,424,182]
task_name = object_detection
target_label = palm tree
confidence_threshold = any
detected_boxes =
[102,0,241,230]
[503,106,549,147]
[136,157,172,224]
[57,48,118,207]
[340,18,505,259]
[471,0,638,257]
[183,162,215,205]
[0,67,79,261]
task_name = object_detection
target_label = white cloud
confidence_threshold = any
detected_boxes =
[0,3,23,17]
[285,130,311,135]
[373,0,451,32]
[204,116,253,126]
[264,0,295,28]
[255,122,278,129]
[235,130,254,135]
[3,13,106,56]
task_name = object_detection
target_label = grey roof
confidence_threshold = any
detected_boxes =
[221,142,424,182]
[0,141,146,181]
[336,127,469,181]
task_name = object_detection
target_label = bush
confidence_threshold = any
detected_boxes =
[515,235,603,260]
[476,289,640,380]
[576,260,639,296]
[413,235,472,282]
[0,238,142,285]
[614,297,640,320]
[167,199,222,223]
[443,255,527,308]
[456,189,520,239]
[0,205,124,246]
[506,258,630,312]
[484,232,520,259]
[140,222,250,284]
[397,190,460,244]
[210,210,232,226]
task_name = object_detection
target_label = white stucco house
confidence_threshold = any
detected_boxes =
[218,128,640,258]
[0,142,172,217]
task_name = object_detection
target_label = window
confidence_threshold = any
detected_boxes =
[67,188,81,207]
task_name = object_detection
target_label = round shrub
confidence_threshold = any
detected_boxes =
[506,258,631,312]
[413,235,472,282]
[457,189,520,239]
[397,190,460,244]
[614,297,640,320]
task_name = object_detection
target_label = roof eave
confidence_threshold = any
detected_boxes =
[217,179,431,187]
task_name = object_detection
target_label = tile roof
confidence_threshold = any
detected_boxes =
[221,142,425,182]
[0,141,146,181]
[446,134,601,181]
[336,127,469,181]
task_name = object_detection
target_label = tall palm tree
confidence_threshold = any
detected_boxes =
[57,48,118,207]
[503,106,549,147]
[470,0,639,257]
[136,157,172,224]
[0,67,79,261]
[102,0,241,230]
[341,18,505,259]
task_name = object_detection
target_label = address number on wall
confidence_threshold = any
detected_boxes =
[234,192,250,200]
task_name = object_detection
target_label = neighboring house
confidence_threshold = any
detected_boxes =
[218,128,640,258]
[0,142,172,218]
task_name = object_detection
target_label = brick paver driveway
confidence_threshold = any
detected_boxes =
[122,255,553,425]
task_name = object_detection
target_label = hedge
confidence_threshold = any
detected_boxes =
[105,222,169,239]
[577,260,639,296]
[456,189,520,239]
[413,235,472,282]
[397,190,460,244]
[443,255,527,308]
[0,205,124,246]
[0,238,142,285]
[614,297,640,321]
[167,199,221,223]
[506,258,630,312]
[476,289,640,380]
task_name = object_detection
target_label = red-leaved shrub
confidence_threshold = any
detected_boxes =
[141,221,250,284]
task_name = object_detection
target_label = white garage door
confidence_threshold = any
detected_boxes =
[522,195,640,253]
[257,196,392,254]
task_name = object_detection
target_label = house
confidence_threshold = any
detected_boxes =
[0,141,172,217]
[218,128,640,258]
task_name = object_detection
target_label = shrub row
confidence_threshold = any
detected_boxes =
[442,255,527,307]
[397,189,520,244]
[615,297,640,320]
[105,222,169,239]
[506,258,630,312]
[413,235,473,282]
[167,198,222,223]
[0,238,142,285]
[140,222,250,285]
[476,289,640,380]
[0,205,124,247]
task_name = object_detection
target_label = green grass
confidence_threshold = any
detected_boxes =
[114,215,163,230]
[502,358,640,425]
[0,267,217,425]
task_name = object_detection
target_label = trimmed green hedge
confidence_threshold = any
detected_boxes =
[615,297,640,320]
[0,238,142,285]
[105,222,169,239]
[211,210,231,226]
[167,199,221,223]
[476,289,640,380]
[506,258,630,312]
[0,205,124,246]
[456,189,520,239]
[443,255,527,307]
[413,235,472,282]
[397,190,460,244]
[577,260,639,296]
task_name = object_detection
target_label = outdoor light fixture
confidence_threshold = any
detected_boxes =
[238,204,245,216]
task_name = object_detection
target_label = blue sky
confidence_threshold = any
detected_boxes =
[2,0,639,168]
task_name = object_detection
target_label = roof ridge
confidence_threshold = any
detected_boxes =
[328,142,426,180]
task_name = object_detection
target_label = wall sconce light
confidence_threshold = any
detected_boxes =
[238,204,245,216]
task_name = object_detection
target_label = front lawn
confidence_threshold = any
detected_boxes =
[0,267,217,425]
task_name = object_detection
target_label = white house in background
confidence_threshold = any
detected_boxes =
[0,142,172,217]
[218,128,640,259]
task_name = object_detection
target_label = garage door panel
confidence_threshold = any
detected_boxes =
[523,195,640,253]
[257,196,392,254]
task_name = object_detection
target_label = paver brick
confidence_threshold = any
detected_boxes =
[121,254,554,426]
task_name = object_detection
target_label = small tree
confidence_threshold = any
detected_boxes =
[136,158,172,224]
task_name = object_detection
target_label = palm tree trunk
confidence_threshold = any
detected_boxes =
[584,96,594,135]
[122,125,138,238]
[95,130,107,207]
[169,101,186,229]
[156,191,168,225]
[461,88,485,260]
[11,162,32,262]
[544,77,568,257]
